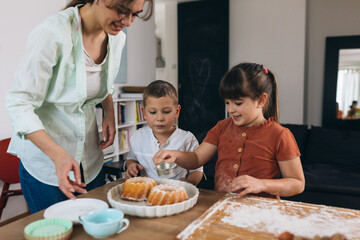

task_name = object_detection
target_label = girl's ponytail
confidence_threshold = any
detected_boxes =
[264,69,279,123]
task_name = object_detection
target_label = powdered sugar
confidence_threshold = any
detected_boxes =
[221,197,360,239]
[153,184,185,192]
[176,196,360,240]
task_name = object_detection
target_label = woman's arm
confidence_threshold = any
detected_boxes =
[232,157,305,197]
[153,142,217,169]
[99,94,116,149]
[26,130,87,199]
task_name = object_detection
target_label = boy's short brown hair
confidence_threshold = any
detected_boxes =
[143,80,178,107]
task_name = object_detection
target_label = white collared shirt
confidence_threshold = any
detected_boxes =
[127,126,203,179]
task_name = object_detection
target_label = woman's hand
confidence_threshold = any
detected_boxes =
[53,150,87,199]
[99,110,115,149]
[152,150,177,165]
[231,175,265,197]
[26,130,87,199]
[124,163,144,179]
[99,95,115,149]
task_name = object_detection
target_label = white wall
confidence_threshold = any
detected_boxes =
[163,2,178,89]
[305,0,360,126]
[0,0,65,140]
[154,1,178,90]
[126,1,156,87]
[0,0,66,222]
[229,0,306,124]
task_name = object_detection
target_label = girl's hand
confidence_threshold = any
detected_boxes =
[124,163,144,179]
[152,150,177,165]
[231,175,265,197]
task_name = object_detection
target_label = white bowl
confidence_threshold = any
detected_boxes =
[107,179,199,218]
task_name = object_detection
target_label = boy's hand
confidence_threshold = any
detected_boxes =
[152,150,177,165]
[124,163,144,179]
[231,175,264,197]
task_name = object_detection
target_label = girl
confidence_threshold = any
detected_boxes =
[6,0,153,213]
[153,62,305,198]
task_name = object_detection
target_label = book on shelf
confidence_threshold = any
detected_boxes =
[95,106,103,127]
[135,102,139,122]
[104,157,114,164]
[124,130,129,149]
[136,101,145,123]
[103,145,114,156]
[120,92,143,99]
[118,129,130,151]
[117,102,126,125]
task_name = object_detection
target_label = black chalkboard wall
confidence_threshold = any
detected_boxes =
[178,0,229,136]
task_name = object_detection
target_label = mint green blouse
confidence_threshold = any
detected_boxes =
[6,6,126,186]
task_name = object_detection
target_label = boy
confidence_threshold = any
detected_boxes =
[124,80,203,186]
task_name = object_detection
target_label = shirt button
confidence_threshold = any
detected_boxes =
[242,133,246,137]
[233,164,239,169]
[80,138,84,142]
[238,148,243,153]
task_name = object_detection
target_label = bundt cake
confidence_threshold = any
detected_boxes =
[147,184,188,206]
[120,177,157,201]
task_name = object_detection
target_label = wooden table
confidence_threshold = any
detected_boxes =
[2,179,359,240]
[0,178,225,239]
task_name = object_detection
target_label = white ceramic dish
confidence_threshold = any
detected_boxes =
[43,198,108,224]
[107,179,199,218]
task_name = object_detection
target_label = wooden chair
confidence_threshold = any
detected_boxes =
[0,138,22,219]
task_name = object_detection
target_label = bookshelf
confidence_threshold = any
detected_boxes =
[96,97,146,165]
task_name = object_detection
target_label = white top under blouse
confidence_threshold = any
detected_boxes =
[84,49,107,100]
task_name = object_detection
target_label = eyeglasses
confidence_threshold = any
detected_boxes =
[104,2,144,19]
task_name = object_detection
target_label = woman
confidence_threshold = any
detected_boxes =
[345,101,358,119]
[6,0,153,213]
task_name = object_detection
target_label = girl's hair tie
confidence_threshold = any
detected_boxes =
[263,67,268,74]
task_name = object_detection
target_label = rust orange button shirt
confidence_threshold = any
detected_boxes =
[204,117,300,197]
